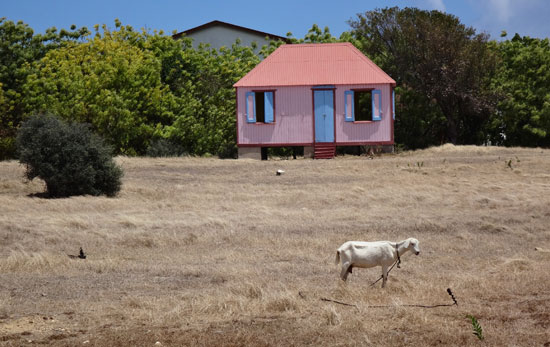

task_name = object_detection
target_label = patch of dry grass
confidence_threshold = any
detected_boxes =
[1,145,550,346]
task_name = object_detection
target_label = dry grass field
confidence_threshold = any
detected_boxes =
[1,144,550,346]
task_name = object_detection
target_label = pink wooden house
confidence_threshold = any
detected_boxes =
[234,43,396,159]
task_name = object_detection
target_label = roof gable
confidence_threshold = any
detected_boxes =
[234,43,395,87]
[173,20,288,42]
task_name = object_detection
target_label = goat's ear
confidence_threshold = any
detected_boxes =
[404,239,410,248]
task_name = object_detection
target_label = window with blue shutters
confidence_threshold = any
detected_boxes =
[245,91,275,124]
[345,89,382,121]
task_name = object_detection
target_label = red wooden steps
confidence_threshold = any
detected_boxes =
[314,143,336,159]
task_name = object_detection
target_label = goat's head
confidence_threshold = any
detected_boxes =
[404,238,421,255]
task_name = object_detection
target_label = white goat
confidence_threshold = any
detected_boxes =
[335,238,420,287]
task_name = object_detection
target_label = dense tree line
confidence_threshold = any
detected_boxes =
[1,18,259,158]
[489,34,550,147]
[349,8,497,147]
[1,8,550,160]
[349,8,550,148]
[0,18,89,159]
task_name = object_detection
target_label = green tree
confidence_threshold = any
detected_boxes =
[23,20,261,158]
[259,24,358,58]
[490,34,550,146]
[349,7,497,147]
[395,87,447,149]
[166,40,260,157]
[24,24,179,155]
[0,17,88,159]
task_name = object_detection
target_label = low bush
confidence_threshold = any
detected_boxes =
[146,138,186,157]
[16,114,123,198]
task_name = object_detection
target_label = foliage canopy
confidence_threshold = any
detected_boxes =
[489,34,550,146]
[0,17,88,159]
[23,23,260,157]
[349,7,498,147]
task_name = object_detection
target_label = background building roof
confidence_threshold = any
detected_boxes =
[173,20,289,42]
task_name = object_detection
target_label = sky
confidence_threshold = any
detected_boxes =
[2,0,550,41]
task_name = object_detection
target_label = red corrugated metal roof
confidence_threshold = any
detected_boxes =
[234,43,395,87]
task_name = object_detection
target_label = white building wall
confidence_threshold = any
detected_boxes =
[186,26,274,54]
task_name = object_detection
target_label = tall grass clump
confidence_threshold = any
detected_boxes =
[16,114,123,198]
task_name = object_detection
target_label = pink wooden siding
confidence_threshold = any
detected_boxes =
[237,84,393,145]
[237,86,313,145]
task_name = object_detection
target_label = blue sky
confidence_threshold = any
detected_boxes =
[2,0,550,40]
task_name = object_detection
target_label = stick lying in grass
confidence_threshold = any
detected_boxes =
[320,297,358,307]
[320,288,458,308]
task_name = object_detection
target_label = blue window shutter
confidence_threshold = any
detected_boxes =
[372,89,382,121]
[245,92,255,123]
[264,92,274,123]
[344,90,354,122]
[392,89,396,120]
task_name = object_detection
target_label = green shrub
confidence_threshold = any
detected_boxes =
[16,114,123,198]
[146,138,186,157]
[0,135,15,161]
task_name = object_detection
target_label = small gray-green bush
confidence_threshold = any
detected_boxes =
[16,114,123,198]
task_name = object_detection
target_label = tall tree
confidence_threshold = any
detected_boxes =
[349,7,497,147]
[166,39,260,157]
[24,23,182,155]
[490,34,550,147]
[259,24,357,58]
[0,18,88,159]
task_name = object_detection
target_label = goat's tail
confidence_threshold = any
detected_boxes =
[335,250,340,266]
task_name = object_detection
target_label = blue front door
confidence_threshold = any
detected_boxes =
[314,90,334,143]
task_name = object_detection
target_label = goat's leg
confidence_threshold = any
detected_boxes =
[340,262,352,281]
[381,265,388,288]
